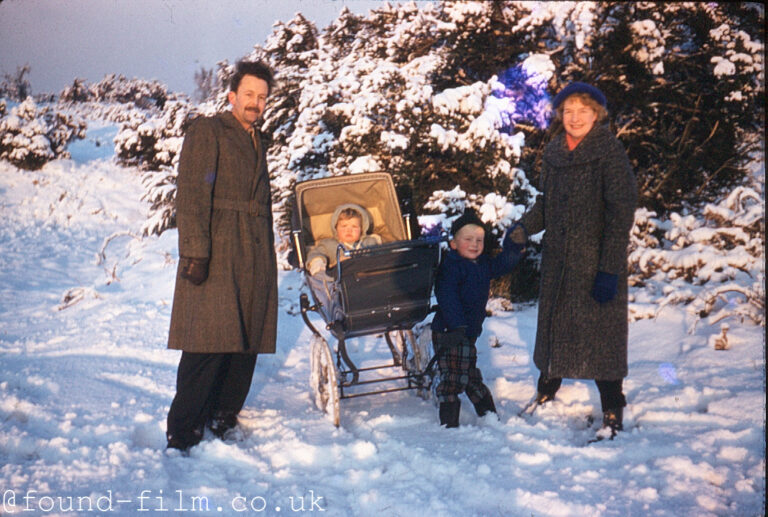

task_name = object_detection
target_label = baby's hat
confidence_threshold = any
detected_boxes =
[331,203,373,236]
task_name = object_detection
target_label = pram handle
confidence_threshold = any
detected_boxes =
[292,230,305,269]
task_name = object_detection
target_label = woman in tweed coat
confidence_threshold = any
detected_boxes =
[519,82,637,437]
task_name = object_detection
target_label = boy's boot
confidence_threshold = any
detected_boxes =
[439,400,460,428]
[602,407,624,439]
[473,392,497,417]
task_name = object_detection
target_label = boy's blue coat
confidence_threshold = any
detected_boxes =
[431,234,523,339]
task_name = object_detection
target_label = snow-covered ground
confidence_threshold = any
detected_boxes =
[0,126,764,517]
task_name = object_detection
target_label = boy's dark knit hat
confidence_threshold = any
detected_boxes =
[552,81,607,110]
[451,208,485,237]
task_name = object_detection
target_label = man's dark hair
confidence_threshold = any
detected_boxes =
[230,60,275,94]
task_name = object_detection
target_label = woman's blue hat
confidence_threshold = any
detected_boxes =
[552,82,607,109]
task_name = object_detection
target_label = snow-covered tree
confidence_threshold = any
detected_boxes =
[0,64,32,101]
[141,165,177,237]
[59,78,91,103]
[88,74,170,110]
[628,156,764,329]
[0,97,86,170]
[114,99,192,170]
[192,66,218,103]
[250,2,544,243]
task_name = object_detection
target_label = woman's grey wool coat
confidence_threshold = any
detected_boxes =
[521,123,637,380]
[168,111,277,355]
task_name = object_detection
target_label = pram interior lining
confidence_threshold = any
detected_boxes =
[296,173,407,251]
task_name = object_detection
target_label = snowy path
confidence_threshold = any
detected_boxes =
[0,156,764,516]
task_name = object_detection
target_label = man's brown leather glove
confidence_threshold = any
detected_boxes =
[179,256,209,285]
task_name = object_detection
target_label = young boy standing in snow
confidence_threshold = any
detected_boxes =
[431,209,526,427]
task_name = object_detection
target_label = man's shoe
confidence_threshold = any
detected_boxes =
[166,424,203,451]
[208,413,238,439]
[166,434,197,453]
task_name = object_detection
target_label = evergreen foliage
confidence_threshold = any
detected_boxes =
[0,97,86,170]
[113,99,193,170]
[59,74,171,110]
[192,66,218,103]
[0,64,32,101]
[628,155,764,329]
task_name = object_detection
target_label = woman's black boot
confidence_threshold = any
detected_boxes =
[602,407,624,439]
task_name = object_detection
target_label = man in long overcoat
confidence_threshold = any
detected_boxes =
[166,60,278,451]
[520,82,637,437]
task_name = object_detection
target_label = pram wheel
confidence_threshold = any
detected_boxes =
[384,330,408,367]
[309,334,340,427]
[408,325,436,400]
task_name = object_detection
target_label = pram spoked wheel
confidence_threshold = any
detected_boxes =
[309,333,340,427]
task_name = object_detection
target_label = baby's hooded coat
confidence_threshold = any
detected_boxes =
[306,203,382,269]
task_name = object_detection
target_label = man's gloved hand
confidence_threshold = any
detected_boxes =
[179,256,209,285]
[591,271,618,303]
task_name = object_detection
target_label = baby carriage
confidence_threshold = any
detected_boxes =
[291,172,441,426]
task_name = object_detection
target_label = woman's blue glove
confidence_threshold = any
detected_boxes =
[591,271,618,303]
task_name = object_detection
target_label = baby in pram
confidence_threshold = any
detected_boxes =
[306,203,383,277]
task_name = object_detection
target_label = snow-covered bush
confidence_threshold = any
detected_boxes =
[114,99,193,170]
[86,74,169,110]
[59,73,191,127]
[423,186,526,242]
[140,165,177,236]
[244,3,545,241]
[0,97,86,170]
[628,166,764,329]
[59,78,91,103]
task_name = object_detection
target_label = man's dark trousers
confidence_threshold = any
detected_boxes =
[166,351,257,446]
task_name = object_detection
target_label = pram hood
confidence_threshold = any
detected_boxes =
[293,172,408,250]
[330,203,374,239]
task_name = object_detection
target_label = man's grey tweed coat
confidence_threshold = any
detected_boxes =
[521,123,637,380]
[168,111,277,355]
